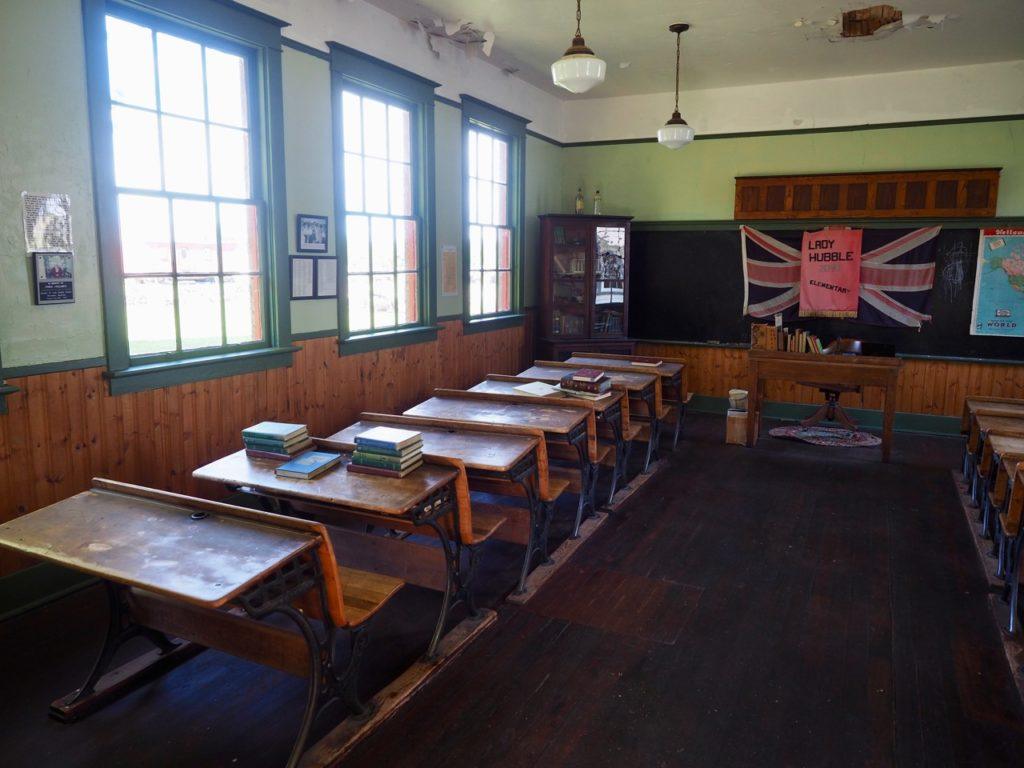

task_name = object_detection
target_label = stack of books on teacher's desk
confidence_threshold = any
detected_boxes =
[557,368,612,401]
[348,426,424,478]
[242,421,313,459]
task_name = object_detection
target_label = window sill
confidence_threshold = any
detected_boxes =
[105,345,300,395]
[0,383,18,415]
[462,313,525,335]
[339,325,440,356]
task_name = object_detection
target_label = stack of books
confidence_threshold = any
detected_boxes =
[557,368,612,401]
[242,422,313,459]
[348,426,424,478]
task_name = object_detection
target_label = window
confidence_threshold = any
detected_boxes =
[461,96,527,329]
[84,0,293,393]
[330,43,438,354]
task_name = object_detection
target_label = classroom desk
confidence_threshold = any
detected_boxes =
[0,479,392,768]
[405,392,597,537]
[967,412,1024,504]
[193,450,465,657]
[519,362,662,471]
[979,434,1024,540]
[747,350,903,462]
[468,375,630,502]
[327,415,548,594]
[566,353,689,449]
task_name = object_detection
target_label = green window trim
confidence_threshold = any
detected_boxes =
[460,95,528,326]
[329,42,439,357]
[83,0,295,395]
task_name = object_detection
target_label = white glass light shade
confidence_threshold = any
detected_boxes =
[551,54,606,94]
[657,121,695,149]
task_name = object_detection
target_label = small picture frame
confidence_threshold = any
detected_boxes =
[33,251,75,305]
[290,255,315,299]
[296,214,328,253]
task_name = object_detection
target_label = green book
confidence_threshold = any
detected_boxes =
[242,421,307,442]
[352,443,420,459]
[352,450,421,471]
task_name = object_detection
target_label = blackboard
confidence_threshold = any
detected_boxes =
[629,227,1024,361]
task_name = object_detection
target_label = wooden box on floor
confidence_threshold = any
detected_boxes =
[726,409,748,445]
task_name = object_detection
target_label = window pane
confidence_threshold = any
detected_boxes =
[118,194,171,274]
[364,157,388,214]
[493,182,507,225]
[342,91,362,153]
[178,277,223,349]
[469,270,482,316]
[477,181,492,225]
[209,125,249,198]
[476,132,492,181]
[466,131,477,178]
[498,227,511,269]
[205,48,247,128]
[106,16,155,109]
[347,274,371,332]
[362,98,387,159]
[482,226,497,270]
[395,219,417,271]
[370,216,394,273]
[468,225,481,270]
[173,199,218,273]
[162,115,209,194]
[346,215,370,273]
[482,270,497,314]
[493,138,508,183]
[125,277,176,356]
[387,105,410,162]
[343,153,364,212]
[389,162,411,216]
[372,273,395,329]
[224,274,262,344]
[111,106,161,189]
[397,272,417,326]
[156,33,204,119]
[467,177,478,224]
[220,203,260,272]
[498,270,511,312]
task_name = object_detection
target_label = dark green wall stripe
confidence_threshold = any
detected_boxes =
[5,357,107,378]
[633,217,1024,232]
[281,36,329,60]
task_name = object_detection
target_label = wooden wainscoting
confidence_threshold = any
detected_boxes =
[636,341,1024,416]
[0,318,532,577]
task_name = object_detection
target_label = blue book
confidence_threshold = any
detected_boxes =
[353,426,423,452]
[274,451,341,480]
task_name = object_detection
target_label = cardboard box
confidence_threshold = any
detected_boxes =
[726,409,748,446]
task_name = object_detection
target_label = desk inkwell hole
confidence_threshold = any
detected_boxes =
[190,511,209,521]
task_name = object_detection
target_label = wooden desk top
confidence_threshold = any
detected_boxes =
[988,434,1024,458]
[468,376,624,415]
[518,363,657,392]
[193,450,457,517]
[566,355,683,379]
[971,402,1024,420]
[406,395,587,435]
[326,419,536,473]
[976,414,1024,437]
[748,349,903,369]
[0,487,316,608]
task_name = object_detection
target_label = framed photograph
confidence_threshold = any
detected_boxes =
[296,213,328,253]
[33,251,75,305]
[316,257,338,298]
[290,255,315,299]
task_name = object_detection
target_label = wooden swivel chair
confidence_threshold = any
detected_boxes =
[799,338,862,430]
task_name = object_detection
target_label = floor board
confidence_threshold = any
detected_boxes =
[2,413,1022,767]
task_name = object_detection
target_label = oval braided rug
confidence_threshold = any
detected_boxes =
[768,424,882,448]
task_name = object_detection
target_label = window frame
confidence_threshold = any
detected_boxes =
[329,43,439,356]
[83,0,295,394]
[460,95,527,333]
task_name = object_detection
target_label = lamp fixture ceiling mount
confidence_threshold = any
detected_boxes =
[551,0,606,94]
[657,22,695,150]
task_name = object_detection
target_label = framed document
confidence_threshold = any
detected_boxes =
[316,257,338,298]
[33,252,75,305]
[290,256,315,299]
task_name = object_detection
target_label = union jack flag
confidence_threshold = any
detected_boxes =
[741,226,941,327]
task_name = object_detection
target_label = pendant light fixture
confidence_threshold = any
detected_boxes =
[657,23,695,149]
[551,0,606,94]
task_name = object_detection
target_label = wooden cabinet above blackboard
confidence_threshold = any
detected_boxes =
[735,169,1000,220]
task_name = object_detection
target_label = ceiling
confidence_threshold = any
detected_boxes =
[363,0,1024,97]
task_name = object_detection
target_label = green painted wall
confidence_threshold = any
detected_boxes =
[0,0,105,368]
[524,135,566,307]
[562,120,1024,221]
[434,102,463,318]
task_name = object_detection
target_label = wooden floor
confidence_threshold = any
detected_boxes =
[3,413,1024,767]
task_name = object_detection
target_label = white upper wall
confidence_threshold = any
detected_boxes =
[562,59,1024,143]
[238,0,566,140]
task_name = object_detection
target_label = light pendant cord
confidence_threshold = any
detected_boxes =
[674,30,681,113]
[576,0,583,38]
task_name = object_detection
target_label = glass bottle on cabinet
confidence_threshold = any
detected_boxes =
[538,214,634,360]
